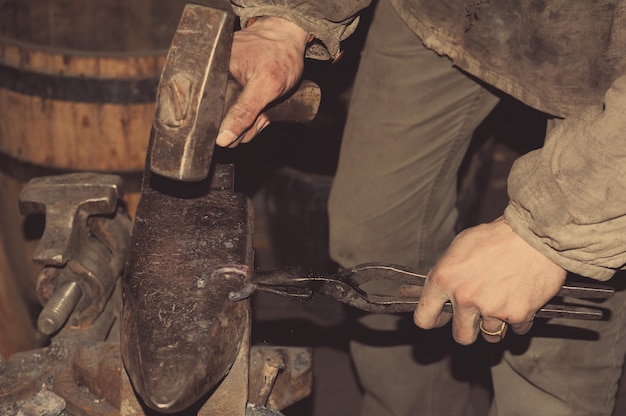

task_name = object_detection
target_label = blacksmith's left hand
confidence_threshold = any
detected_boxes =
[413,216,567,344]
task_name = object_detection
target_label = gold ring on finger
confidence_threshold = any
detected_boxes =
[479,319,508,341]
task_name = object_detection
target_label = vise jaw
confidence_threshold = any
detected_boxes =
[19,172,132,335]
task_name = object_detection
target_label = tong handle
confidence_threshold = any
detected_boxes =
[557,281,615,299]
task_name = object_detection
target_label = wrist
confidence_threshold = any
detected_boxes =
[246,16,311,49]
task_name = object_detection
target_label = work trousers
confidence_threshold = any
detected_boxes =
[327,0,626,415]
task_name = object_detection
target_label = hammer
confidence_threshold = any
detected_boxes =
[149,1,320,182]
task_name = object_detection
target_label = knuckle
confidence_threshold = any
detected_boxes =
[503,305,533,324]
[230,103,257,125]
[453,291,475,309]
[413,310,432,329]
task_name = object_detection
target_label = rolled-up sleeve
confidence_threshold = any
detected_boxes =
[504,75,626,281]
[231,1,369,60]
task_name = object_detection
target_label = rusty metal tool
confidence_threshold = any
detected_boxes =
[18,173,132,335]
[0,172,132,416]
[121,1,320,414]
[229,263,614,320]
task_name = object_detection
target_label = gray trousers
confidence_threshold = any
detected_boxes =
[328,0,626,414]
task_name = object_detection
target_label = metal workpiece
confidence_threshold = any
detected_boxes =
[19,173,133,335]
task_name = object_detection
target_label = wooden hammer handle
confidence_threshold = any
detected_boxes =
[224,78,321,123]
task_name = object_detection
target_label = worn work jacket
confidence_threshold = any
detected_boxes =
[233,0,626,280]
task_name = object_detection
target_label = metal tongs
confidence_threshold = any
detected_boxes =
[230,262,614,320]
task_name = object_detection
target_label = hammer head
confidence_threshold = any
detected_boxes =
[149,1,235,182]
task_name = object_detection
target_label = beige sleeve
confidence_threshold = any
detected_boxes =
[504,75,626,281]
[230,0,368,60]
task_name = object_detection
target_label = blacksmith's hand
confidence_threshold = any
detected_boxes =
[413,216,567,344]
[217,17,309,147]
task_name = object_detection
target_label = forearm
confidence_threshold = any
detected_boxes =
[231,0,370,60]
[505,74,626,280]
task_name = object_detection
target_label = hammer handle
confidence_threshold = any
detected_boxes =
[224,78,320,123]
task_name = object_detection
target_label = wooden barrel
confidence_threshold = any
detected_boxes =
[0,0,191,356]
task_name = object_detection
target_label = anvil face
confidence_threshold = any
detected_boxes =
[121,168,253,413]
